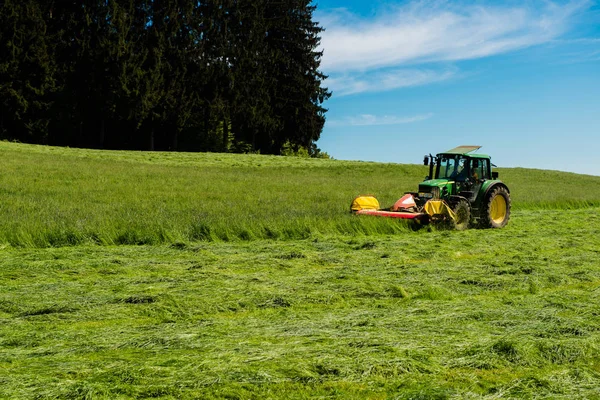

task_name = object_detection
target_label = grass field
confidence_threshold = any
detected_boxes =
[1,141,600,398]
[2,141,600,247]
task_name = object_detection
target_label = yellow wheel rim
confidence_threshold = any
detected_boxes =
[490,195,507,224]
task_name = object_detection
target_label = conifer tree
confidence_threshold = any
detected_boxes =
[228,0,279,152]
[145,0,203,150]
[264,0,331,154]
[0,0,55,142]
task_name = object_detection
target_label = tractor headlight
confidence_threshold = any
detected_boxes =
[419,192,433,199]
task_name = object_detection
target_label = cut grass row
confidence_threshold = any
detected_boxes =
[2,141,600,247]
[1,207,599,398]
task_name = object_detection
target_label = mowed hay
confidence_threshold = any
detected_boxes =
[1,210,600,398]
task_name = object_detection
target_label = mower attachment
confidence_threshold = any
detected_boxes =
[355,208,430,224]
[351,194,457,227]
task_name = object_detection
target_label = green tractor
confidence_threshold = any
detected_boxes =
[351,145,511,230]
[418,145,511,229]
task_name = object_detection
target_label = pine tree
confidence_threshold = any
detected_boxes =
[227,0,280,152]
[0,0,55,142]
[45,0,104,147]
[145,0,204,151]
[263,0,331,154]
[224,0,330,154]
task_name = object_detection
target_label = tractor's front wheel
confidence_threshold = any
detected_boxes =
[452,198,471,231]
[480,186,511,228]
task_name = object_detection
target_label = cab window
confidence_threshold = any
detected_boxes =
[470,159,489,180]
[438,156,457,179]
[438,156,470,180]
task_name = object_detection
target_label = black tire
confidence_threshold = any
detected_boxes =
[452,198,471,231]
[480,186,511,228]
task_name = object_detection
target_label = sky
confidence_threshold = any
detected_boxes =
[313,0,600,176]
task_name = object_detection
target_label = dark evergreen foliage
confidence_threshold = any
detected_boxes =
[0,0,330,154]
[0,0,55,142]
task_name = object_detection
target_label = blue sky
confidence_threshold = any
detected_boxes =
[313,0,600,176]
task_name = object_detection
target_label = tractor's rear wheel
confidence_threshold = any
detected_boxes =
[480,186,511,228]
[452,198,471,231]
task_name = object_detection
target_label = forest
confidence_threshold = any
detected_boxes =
[0,0,331,155]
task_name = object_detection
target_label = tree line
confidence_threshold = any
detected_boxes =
[0,0,331,155]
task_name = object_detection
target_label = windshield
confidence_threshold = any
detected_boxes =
[437,155,467,180]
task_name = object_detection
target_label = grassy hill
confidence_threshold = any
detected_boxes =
[1,141,600,399]
[1,141,599,247]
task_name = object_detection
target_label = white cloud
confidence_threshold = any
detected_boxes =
[327,67,457,96]
[328,113,434,127]
[317,0,590,95]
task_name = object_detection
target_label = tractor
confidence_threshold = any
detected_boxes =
[351,145,511,229]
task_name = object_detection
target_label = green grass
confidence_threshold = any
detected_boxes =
[2,141,600,247]
[1,141,600,398]
[1,209,600,398]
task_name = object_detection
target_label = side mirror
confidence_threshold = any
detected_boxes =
[492,172,499,179]
[423,156,429,166]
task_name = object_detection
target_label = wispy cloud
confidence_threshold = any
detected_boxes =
[328,113,434,127]
[327,67,457,96]
[317,0,590,95]
[550,38,600,45]
[548,37,600,64]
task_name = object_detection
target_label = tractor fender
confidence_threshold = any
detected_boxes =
[470,181,509,213]
[482,181,510,200]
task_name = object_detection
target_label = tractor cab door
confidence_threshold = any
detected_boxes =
[469,158,490,201]
[458,158,489,202]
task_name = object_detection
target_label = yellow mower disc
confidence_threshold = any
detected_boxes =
[350,195,380,212]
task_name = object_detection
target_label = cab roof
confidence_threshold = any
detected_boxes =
[445,145,480,154]
[440,145,490,159]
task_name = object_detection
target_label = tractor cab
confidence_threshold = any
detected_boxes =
[420,146,498,203]
[435,154,488,182]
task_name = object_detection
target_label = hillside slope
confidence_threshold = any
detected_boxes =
[2,141,599,246]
